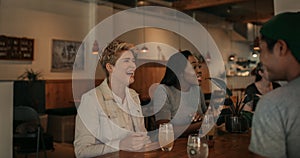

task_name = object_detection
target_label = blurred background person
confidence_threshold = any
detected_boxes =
[243,62,281,112]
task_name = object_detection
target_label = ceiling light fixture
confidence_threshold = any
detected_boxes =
[226,6,232,14]
[141,45,148,53]
[140,7,148,53]
[137,1,144,6]
[177,12,183,52]
[252,51,258,58]
[253,36,260,51]
[228,54,236,61]
[252,0,260,52]
[137,0,146,6]
[92,40,99,55]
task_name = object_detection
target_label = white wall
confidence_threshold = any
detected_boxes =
[0,81,13,158]
[0,0,251,80]
[274,0,300,14]
[0,0,112,80]
[118,22,250,66]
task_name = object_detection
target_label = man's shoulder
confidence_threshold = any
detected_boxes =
[258,88,282,109]
[257,80,300,112]
[264,79,300,99]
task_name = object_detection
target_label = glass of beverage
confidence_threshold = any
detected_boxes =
[158,123,174,151]
[187,134,209,158]
[206,125,215,148]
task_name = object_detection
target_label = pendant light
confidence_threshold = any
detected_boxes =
[92,40,99,55]
[252,0,260,52]
[252,35,259,57]
[177,12,182,52]
[205,19,211,63]
[140,6,148,53]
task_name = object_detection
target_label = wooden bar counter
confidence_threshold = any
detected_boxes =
[98,128,254,158]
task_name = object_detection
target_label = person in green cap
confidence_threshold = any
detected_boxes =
[249,12,300,158]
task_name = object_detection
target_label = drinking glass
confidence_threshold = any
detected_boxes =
[158,123,174,151]
[206,125,215,148]
[187,134,209,158]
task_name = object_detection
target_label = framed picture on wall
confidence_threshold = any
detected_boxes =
[51,39,84,72]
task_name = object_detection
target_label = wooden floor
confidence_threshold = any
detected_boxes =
[15,142,75,158]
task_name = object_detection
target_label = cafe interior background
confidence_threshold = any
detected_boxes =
[0,0,298,157]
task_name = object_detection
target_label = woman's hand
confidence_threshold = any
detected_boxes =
[119,133,151,151]
[191,112,203,123]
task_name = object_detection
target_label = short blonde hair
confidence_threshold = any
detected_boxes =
[99,40,134,77]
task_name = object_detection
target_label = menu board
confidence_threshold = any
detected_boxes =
[0,35,34,60]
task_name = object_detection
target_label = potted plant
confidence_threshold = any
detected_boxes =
[224,95,251,133]
[207,77,253,133]
[17,68,42,81]
[14,68,45,113]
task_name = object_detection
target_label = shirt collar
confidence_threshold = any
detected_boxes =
[98,78,114,100]
[112,91,125,105]
[98,78,139,101]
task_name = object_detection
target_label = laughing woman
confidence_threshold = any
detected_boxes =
[154,50,207,138]
[74,40,150,157]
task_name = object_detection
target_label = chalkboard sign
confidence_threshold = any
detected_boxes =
[0,35,34,60]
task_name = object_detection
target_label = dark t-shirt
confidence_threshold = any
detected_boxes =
[244,82,281,111]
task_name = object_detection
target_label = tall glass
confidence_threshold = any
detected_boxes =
[187,134,209,158]
[158,123,174,151]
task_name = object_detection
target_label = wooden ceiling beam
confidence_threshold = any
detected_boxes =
[233,13,274,24]
[173,0,250,10]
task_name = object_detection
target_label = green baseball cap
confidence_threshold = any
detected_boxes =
[260,12,300,62]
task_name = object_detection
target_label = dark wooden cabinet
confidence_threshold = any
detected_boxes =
[0,35,34,60]
[13,80,45,113]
